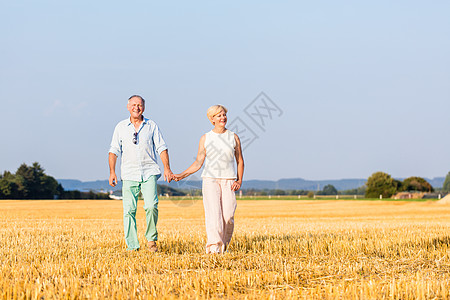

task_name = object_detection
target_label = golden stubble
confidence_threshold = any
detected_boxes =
[1,200,449,299]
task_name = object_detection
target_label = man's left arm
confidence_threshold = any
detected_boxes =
[160,150,174,182]
[151,122,173,182]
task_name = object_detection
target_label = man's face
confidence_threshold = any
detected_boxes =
[127,97,145,119]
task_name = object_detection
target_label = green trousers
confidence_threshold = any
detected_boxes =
[122,175,159,250]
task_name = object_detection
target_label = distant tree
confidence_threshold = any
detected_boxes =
[289,190,308,196]
[243,188,257,196]
[15,162,60,199]
[273,189,286,195]
[0,171,20,199]
[321,184,338,195]
[157,185,186,196]
[443,172,450,193]
[365,172,398,198]
[401,177,433,192]
[62,190,82,199]
[393,179,403,191]
[307,191,315,198]
[56,184,65,199]
[340,186,366,195]
[85,191,110,199]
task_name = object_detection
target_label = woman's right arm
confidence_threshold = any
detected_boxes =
[174,135,206,180]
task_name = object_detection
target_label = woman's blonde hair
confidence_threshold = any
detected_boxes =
[206,105,228,124]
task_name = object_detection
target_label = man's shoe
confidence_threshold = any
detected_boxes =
[148,241,158,252]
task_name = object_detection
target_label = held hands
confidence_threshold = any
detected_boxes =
[164,169,175,183]
[163,169,185,183]
[172,174,184,182]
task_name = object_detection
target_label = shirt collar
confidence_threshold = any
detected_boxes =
[127,116,149,126]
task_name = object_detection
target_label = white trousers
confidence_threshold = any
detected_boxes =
[202,178,237,253]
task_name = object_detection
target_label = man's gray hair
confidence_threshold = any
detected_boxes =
[128,95,145,104]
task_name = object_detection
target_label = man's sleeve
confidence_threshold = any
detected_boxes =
[153,124,168,155]
[109,124,122,156]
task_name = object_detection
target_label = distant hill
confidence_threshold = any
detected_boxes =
[57,177,446,192]
[426,177,446,189]
[58,179,119,192]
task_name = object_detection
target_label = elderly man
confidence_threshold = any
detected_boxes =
[109,95,173,252]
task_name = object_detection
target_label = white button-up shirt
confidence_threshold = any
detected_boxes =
[109,117,168,182]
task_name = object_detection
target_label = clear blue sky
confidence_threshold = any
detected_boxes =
[1,1,449,182]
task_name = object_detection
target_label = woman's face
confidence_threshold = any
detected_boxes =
[211,110,227,127]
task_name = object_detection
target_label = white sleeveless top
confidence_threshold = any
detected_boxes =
[201,130,237,179]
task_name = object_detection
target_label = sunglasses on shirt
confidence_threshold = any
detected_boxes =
[133,132,138,144]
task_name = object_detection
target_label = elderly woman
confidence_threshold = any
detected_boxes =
[174,105,244,254]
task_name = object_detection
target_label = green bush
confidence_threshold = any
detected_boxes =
[365,172,398,198]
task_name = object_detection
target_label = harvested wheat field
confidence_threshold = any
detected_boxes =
[1,199,449,299]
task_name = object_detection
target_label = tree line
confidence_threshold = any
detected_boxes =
[240,172,450,198]
[366,172,429,198]
[0,163,109,200]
